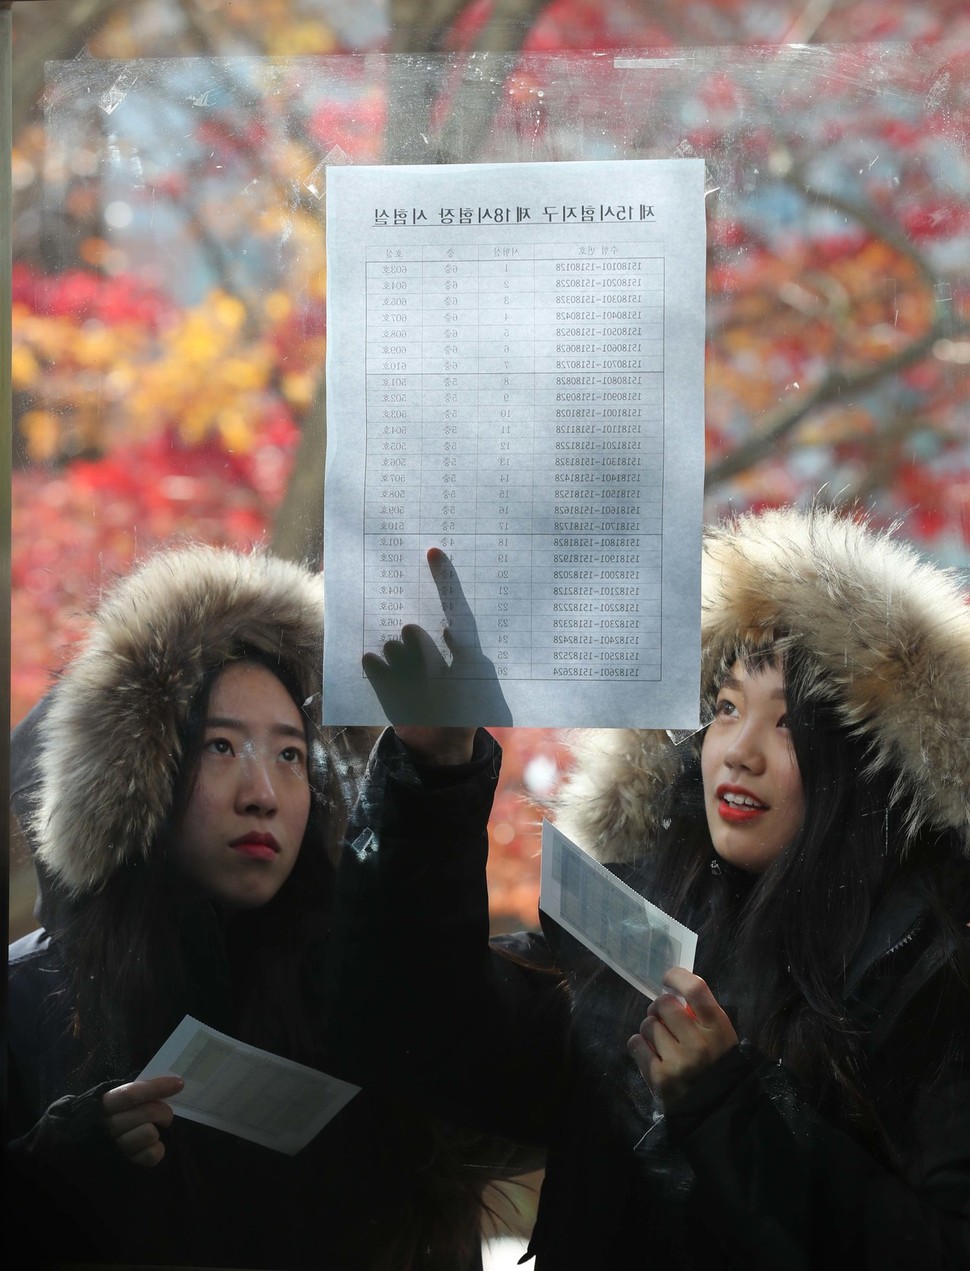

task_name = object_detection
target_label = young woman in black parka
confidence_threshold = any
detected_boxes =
[329,505,970,1269]
[6,544,501,1271]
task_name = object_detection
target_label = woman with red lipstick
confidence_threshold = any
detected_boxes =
[7,544,499,1269]
[332,505,970,1268]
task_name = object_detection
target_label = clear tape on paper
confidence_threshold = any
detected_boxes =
[539,820,697,1001]
[665,703,714,747]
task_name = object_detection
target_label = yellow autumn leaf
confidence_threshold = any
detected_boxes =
[217,408,256,453]
[282,372,316,409]
[265,292,292,322]
[171,318,226,365]
[12,344,40,388]
[21,410,62,462]
[104,365,138,396]
[179,403,217,445]
[222,357,269,391]
[76,325,123,370]
[212,292,248,333]
[267,21,338,56]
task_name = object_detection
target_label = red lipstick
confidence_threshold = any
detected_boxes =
[230,832,280,861]
[715,784,767,825]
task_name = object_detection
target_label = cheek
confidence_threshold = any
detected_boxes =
[778,764,805,825]
[789,784,806,825]
[700,736,721,795]
[296,795,311,835]
[186,784,226,824]
[285,784,312,836]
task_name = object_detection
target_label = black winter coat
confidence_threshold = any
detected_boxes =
[7,929,498,1271]
[329,729,970,1270]
[6,704,498,1271]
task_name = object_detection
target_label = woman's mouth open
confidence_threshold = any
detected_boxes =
[230,832,280,861]
[715,785,768,824]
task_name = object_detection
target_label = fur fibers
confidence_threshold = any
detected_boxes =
[554,506,970,863]
[33,545,324,894]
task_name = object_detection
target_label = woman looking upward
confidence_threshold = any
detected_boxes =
[331,504,970,1268]
[8,544,495,1270]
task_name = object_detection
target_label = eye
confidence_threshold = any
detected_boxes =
[280,745,306,766]
[777,712,790,729]
[714,697,738,718]
[204,736,234,756]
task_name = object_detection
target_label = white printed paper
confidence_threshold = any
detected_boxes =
[323,158,705,728]
[539,820,697,1000]
[137,1016,359,1155]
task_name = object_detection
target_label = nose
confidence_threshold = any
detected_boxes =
[723,720,767,776]
[234,747,278,817]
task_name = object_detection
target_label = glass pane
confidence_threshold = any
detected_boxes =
[8,7,970,1268]
[13,25,970,939]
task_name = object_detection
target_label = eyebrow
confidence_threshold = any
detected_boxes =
[205,715,307,741]
[720,676,787,699]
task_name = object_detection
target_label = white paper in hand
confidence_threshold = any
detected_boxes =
[138,1016,359,1155]
[539,820,697,1000]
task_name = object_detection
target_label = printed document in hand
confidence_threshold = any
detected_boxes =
[539,820,697,1000]
[138,1016,360,1154]
[323,157,705,729]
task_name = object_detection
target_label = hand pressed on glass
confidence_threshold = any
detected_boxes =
[362,547,512,728]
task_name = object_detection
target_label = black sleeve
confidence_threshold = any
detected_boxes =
[661,1042,970,1268]
[326,727,569,1144]
[6,1080,140,1264]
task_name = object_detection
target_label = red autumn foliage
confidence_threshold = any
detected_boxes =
[10,0,970,936]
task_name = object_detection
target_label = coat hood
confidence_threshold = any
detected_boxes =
[554,506,970,864]
[30,544,327,896]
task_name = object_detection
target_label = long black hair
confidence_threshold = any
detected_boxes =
[584,638,970,1164]
[64,647,337,1086]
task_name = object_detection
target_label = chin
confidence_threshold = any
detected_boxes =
[713,842,784,876]
[217,884,282,911]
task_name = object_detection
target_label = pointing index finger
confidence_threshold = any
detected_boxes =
[426,548,480,654]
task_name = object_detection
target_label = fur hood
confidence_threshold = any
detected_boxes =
[554,506,970,863]
[31,545,326,895]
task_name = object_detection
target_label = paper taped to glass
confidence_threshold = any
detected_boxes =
[539,820,697,1000]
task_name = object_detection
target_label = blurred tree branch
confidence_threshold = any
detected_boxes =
[388,0,476,55]
[706,161,967,489]
[11,1,968,565]
[12,0,130,136]
[275,0,555,565]
[705,312,970,487]
[383,0,554,163]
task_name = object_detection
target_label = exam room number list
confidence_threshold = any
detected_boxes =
[364,241,665,683]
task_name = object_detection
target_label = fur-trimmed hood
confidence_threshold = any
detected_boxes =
[31,544,326,895]
[554,506,970,863]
